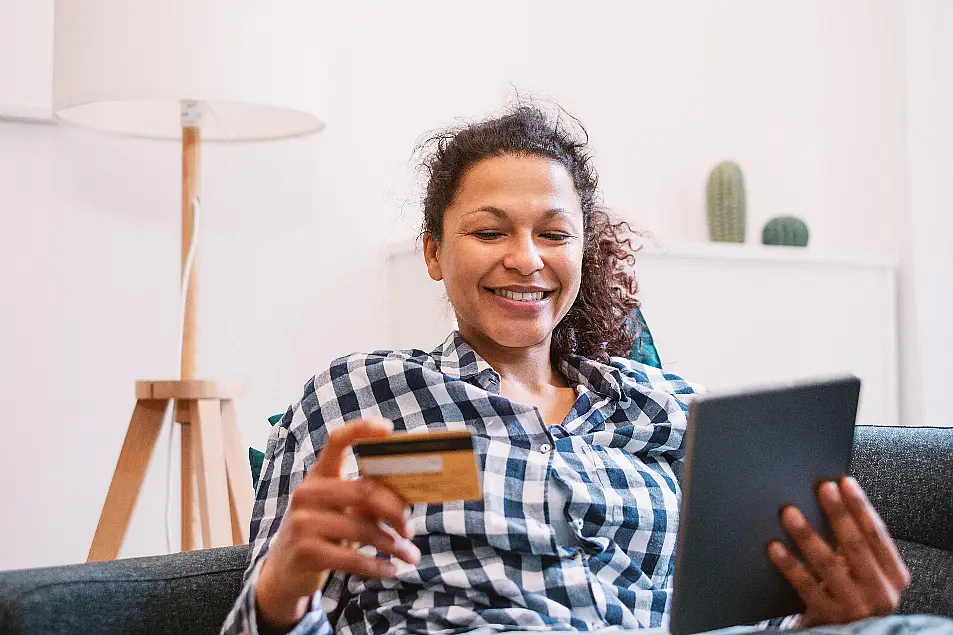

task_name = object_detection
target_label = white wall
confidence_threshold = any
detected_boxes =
[0,1,907,570]
[0,0,52,118]
[899,0,953,431]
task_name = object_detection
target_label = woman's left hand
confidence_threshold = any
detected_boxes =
[767,476,911,628]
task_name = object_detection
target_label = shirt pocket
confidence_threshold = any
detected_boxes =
[579,443,624,526]
[580,443,612,488]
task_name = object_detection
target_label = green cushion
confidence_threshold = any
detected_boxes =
[628,307,662,369]
[248,448,264,490]
[249,413,283,490]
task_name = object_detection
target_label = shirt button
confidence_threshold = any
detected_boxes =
[574,518,584,529]
[539,443,552,453]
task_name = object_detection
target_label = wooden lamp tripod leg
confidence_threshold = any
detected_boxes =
[87,398,170,562]
[192,399,232,547]
[180,410,196,551]
[221,399,253,543]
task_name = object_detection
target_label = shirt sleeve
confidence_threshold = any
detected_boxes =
[756,614,801,630]
[611,357,708,411]
[621,362,706,480]
[220,378,339,635]
[219,557,334,635]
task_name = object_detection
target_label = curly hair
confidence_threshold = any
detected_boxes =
[418,105,643,363]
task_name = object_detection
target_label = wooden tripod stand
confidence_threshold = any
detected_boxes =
[87,380,252,562]
[87,119,252,562]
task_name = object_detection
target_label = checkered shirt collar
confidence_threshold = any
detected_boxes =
[435,331,624,402]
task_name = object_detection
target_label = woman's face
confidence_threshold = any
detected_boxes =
[423,154,585,352]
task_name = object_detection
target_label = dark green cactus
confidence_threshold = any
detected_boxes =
[762,216,809,247]
[707,161,746,243]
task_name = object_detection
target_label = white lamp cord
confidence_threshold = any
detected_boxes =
[164,196,201,553]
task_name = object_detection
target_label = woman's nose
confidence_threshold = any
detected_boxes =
[503,236,544,275]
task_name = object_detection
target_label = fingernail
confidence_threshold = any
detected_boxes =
[768,542,786,559]
[785,507,806,528]
[398,538,421,563]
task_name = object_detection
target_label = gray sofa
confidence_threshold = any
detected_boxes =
[1,425,951,635]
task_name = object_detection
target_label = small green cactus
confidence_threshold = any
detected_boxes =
[707,161,746,243]
[762,216,809,247]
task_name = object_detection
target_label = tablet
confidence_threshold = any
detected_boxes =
[670,375,861,635]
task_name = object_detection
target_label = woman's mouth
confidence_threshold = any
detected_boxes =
[490,288,550,302]
[484,287,556,311]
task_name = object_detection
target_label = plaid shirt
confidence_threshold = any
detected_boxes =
[222,331,704,635]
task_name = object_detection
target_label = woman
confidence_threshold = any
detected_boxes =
[222,106,911,635]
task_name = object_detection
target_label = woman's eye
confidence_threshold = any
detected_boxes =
[541,233,572,241]
[474,231,504,240]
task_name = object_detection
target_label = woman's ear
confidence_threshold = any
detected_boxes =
[422,232,443,281]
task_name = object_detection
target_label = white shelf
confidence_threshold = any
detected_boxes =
[385,237,897,270]
[636,241,897,269]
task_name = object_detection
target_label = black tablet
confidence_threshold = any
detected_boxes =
[670,375,861,635]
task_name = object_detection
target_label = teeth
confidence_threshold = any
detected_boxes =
[492,289,545,302]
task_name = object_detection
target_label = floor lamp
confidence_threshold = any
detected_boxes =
[52,0,326,562]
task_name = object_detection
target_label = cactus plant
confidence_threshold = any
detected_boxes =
[762,216,809,247]
[706,161,746,243]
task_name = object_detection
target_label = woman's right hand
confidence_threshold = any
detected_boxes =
[255,418,421,630]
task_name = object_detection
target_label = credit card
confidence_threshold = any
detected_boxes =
[352,430,482,504]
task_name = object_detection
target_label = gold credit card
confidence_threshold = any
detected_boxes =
[352,430,482,504]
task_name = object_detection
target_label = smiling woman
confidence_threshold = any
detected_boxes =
[221,104,917,635]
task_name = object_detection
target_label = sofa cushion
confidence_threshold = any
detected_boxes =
[850,426,953,553]
[0,546,247,635]
[895,539,953,618]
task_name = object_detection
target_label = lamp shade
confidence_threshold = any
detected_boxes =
[53,0,327,141]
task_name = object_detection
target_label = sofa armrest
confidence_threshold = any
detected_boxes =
[850,425,953,552]
[849,425,953,618]
[0,544,249,635]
